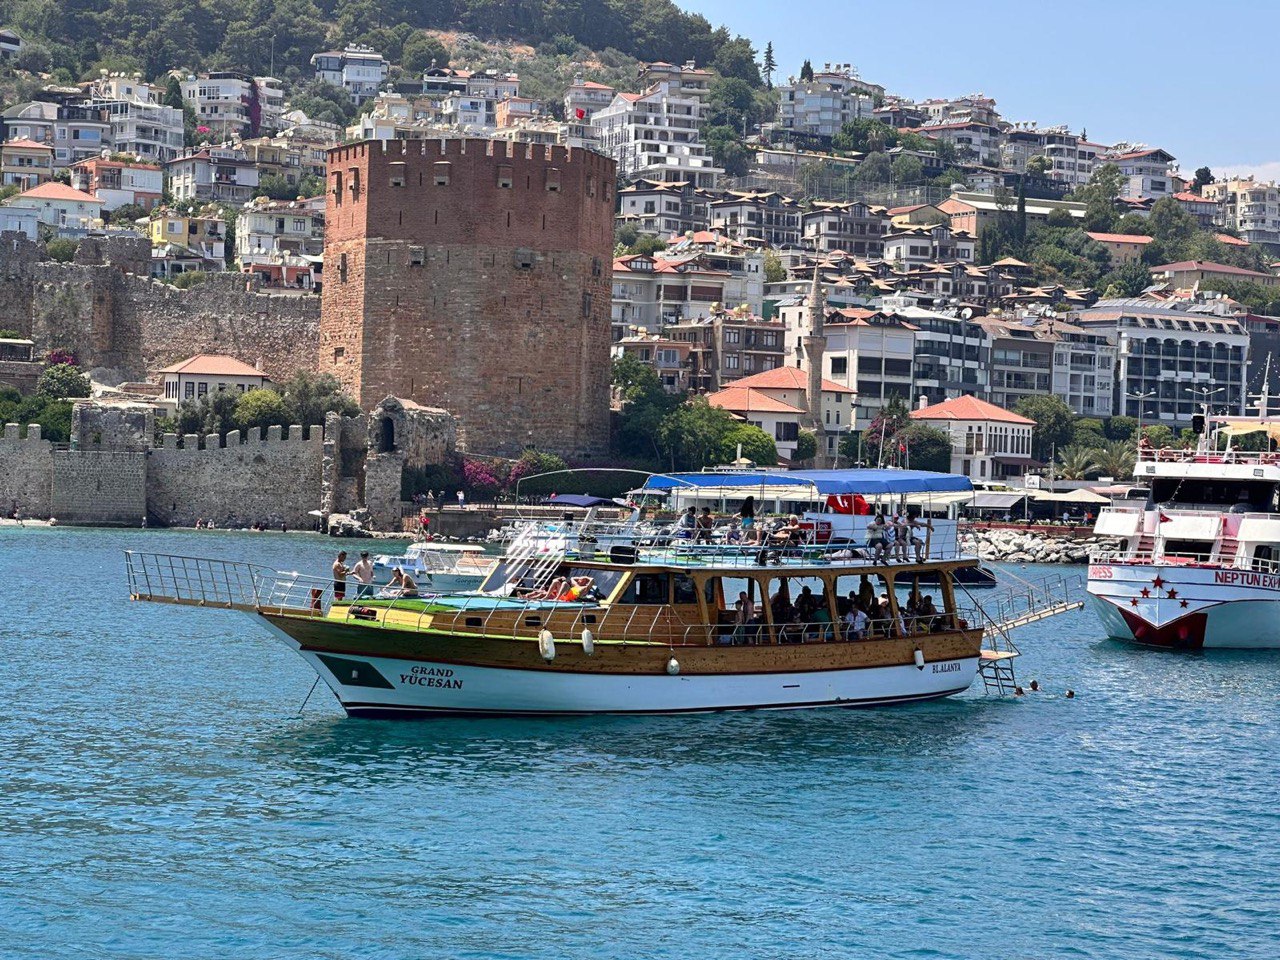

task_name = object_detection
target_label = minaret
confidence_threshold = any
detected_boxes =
[801,265,829,467]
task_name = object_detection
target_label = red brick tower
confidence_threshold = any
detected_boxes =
[319,138,616,457]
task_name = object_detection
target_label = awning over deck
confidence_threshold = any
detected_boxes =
[642,469,973,496]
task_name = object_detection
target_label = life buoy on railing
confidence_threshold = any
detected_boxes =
[913,648,926,669]
[581,629,595,656]
[666,657,680,676]
[538,629,556,662]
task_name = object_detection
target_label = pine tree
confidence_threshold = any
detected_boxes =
[800,59,813,82]
[1015,176,1027,245]
[763,42,776,89]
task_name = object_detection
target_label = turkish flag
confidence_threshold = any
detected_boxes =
[1159,511,1172,523]
[827,494,854,514]
[575,108,585,119]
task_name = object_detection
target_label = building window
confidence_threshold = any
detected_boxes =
[830,356,848,376]
[197,382,208,397]
[409,246,424,267]
[434,161,451,186]
[582,292,592,317]
[497,164,513,188]
[333,346,344,361]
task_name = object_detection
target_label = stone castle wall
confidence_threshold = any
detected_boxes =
[0,233,320,382]
[51,450,147,525]
[317,138,614,458]
[147,426,324,529]
[0,424,52,518]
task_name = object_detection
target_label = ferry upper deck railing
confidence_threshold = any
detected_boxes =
[1137,447,1280,467]
[1090,549,1280,574]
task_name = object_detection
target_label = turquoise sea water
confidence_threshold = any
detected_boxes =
[2,527,1279,959]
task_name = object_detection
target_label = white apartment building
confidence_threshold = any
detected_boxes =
[592,65,722,189]
[920,94,1001,127]
[1000,125,1102,189]
[910,395,1036,483]
[86,78,185,163]
[165,146,259,204]
[918,120,1003,166]
[776,65,877,140]
[1203,177,1280,247]
[1050,317,1117,418]
[5,181,105,231]
[235,196,323,289]
[801,200,889,258]
[708,191,801,247]
[882,223,975,266]
[2,100,111,167]
[311,45,389,103]
[181,73,282,138]
[564,77,616,124]
[436,71,522,132]
[1105,146,1177,201]
[1073,297,1249,427]
[616,179,709,236]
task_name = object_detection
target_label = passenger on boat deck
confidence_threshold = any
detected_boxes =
[332,551,348,601]
[858,576,876,610]
[891,514,910,561]
[522,576,570,601]
[867,514,888,561]
[795,585,819,623]
[695,507,716,544]
[916,594,939,632]
[844,603,869,640]
[907,515,933,562]
[351,551,375,597]
[738,496,756,530]
[558,576,595,602]
[726,518,743,544]
[733,591,755,643]
[771,514,803,545]
[676,506,697,539]
[770,590,796,625]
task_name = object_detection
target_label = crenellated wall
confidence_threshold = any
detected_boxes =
[0,423,52,518]
[146,426,325,529]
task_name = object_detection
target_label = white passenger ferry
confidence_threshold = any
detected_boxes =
[1088,418,1280,649]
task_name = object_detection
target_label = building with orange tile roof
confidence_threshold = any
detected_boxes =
[911,395,1037,481]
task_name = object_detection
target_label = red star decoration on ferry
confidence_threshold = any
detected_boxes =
[1152,576,1165,589]
[1130,598,1140,606]
[1165,588,1178,599]
[1140,588,1151,598]
[1180,599,1189,608]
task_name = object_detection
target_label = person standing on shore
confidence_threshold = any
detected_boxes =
[456,489,466,510]
[332,551,349,601]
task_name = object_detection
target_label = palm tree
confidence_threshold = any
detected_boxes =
[1090,440,1137,480]
[1057,444,1099,480]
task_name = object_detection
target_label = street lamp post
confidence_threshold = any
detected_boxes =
[1125,389,1157,437]
[1185,385,1225,448]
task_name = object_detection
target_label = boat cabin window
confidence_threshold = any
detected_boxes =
[891,575,957,635]
[834,573,900,638]
[618,573,670,604]
[568,567,624,601]
[1161,539,1212,563]
[672,574,698,605]
[1152,478,1276,511]
[767,575,836,644]
[1254,546,1275,572]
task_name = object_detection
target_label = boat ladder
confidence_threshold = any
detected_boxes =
[502,523,570,592]
[959,572,1085,695]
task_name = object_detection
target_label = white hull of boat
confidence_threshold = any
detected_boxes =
[264,624,979,716]
[1088,561,1280,649]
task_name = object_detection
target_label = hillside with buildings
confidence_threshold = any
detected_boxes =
[0,0,1278,491]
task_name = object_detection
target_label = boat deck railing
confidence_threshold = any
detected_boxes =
[1090,549,1280,574]
[125,550,985,646]
[576,537,974,569]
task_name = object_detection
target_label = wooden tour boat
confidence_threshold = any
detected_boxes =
[126,470,1079,717]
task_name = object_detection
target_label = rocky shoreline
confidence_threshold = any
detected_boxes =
[960,529,1118,565]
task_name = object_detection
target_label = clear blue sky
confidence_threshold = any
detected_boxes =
[678,0,1278,180]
